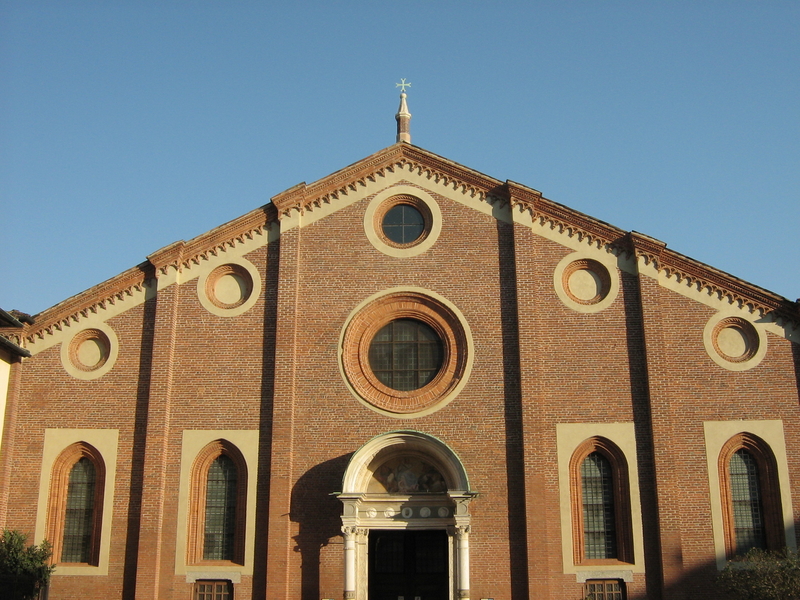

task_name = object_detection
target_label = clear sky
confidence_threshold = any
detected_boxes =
[1,2,798,315]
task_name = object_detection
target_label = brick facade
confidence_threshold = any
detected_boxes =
[1,143,798,600]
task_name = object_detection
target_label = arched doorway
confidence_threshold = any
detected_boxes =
[338,431,477,600]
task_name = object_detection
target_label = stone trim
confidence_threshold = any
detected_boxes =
[187,440,248,566]
[340,289,473,417]
[717,433,785,559]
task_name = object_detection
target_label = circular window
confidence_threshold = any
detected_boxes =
[562,259,611,305]
[340,290,472,416]
[712,317,759,363]
[69,329,110,372]
[374,195,432,249]
[368,319,444,391]
[382,204,425,245]
[364,186,442,258]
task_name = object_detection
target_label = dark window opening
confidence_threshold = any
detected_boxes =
[382,204,425,244]
[194,580,232,600]
[584,579,625,600]
[582,452,617,559]
[730,449,766,554]
[203,455,238,560]
[61,457,96,563]
[368,319,444,391]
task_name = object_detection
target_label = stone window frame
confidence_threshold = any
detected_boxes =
[702,311,767,372]
[340,288,473,417]
[187,440,248,566]
[569,437,634,565]
[363,185,443,258]
[718,433,784,559]
[46,442,106,566]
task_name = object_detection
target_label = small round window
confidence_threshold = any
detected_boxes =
[373,194,433,250]
[382,205,425,245]
[368,319,444,391]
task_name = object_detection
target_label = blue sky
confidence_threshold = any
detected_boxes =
[1,2,798,315]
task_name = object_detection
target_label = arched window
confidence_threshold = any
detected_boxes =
[188,440,247,564]
[47,443,105,565]
[570,437,633,564]
[719,434,784,558]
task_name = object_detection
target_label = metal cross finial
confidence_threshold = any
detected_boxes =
[396,79,411,93]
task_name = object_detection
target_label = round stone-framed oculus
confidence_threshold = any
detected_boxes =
[69,329,110,372]
[712,317,759,363]
[562,259,612,305]
[554,253,620,314]
[364,186,443,258]
[61,322,120,380]
[205,263,254,309]
[197,257,262,318]
[703,312,767,372]
[374,195,432,248]
[340,288,473,417]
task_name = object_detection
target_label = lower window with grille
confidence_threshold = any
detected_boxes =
[194,580,232,600]
[583,579,624,600]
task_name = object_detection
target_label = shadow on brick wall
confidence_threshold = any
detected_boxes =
[497,216,531,600]
[291,454,353,600]
[122,263,157,600]
[252,227,281,600]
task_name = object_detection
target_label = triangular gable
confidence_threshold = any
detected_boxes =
[19,143,800,351]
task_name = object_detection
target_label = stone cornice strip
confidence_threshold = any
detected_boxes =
[271,143,505,217]
[507,181,627,249]
[18,144,800,343]
[25,205,277,342]
[628,232,798,324]
[26,263,153,341]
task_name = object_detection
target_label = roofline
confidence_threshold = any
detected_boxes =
[19,143,800,341]
[0,334,31,358]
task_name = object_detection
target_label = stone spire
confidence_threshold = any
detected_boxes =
[395,79,411,144]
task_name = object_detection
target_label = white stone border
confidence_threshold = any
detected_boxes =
[196,257,262,318]
[703,420,796,570]
[703,310,767,372]
[553,252,620,314]
[60,322,119,381]
[35,429,119,576]
[556,422,646,576]
[175,430,260,577]
[363,185,443,258]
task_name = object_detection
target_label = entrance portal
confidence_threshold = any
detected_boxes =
[369,530,449,600]
[339,431,476,600]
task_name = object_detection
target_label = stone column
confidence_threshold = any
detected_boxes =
[342,526,357,600]
[456,525,470,600]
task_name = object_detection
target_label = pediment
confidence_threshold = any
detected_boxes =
[18,143,800,351]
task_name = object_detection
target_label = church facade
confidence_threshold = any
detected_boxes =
[1,104,799,600]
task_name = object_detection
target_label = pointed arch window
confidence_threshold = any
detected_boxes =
[570,437,633,564]
[719,434,784,558]
[189,440,247,565]
[47,443,105,565]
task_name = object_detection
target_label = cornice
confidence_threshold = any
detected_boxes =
[26,205,278,342]
[507,181,628,250]
[26,263,153,342]
[627,232,798,325]
[18,144,799,344]
[148,206,276,276]
[271,143,506,218]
